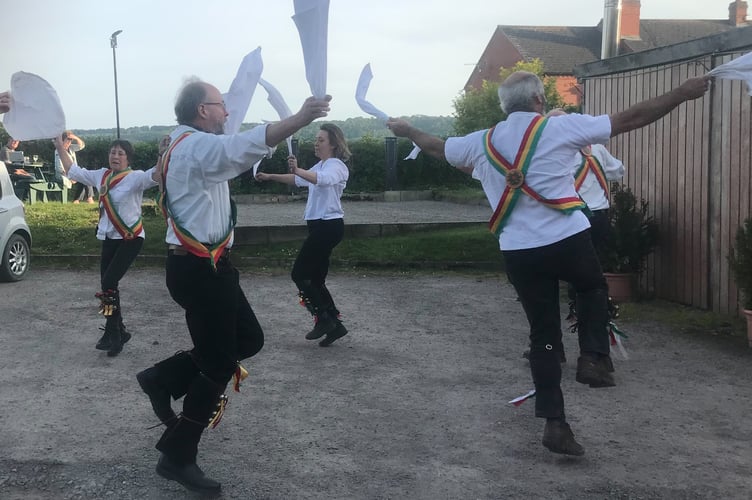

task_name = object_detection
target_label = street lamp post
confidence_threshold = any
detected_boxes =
[110,30,123,139]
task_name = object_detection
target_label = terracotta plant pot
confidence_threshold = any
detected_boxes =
[744,309,752,348]
[604,272,634,303]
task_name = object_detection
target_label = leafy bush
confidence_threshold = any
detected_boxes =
[601,184,659,274]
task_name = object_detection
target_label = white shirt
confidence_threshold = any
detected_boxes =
[164,124,274,246]
[294,158,349,220]
[574,144,624,211]
[68,163,158,240]
[445,112,611,250]
[55,143,83,189]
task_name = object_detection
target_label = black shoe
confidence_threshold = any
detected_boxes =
[576,354,615,388]
[542,420,585,456]
[319,322,348,347]
[305,316,337,340]
[137,367,176,425]
[156,454,221,494]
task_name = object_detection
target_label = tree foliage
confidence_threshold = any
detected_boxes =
[452,59,574,136]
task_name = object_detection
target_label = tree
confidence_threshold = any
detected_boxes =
[452,59,572,135]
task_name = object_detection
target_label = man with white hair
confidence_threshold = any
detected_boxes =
[387,70,711,456]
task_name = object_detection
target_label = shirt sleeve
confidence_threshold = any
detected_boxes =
[595,145,625,181]
[445,129,487,169]
[315,159,349,186]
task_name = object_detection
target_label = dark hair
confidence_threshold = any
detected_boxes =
[320,123,351,162]
[110,139,134,164]
[174,80,207,125]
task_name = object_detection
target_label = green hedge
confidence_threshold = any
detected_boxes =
[4,132,477,194]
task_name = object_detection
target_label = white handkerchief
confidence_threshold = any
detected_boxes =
[223,47,264,135]
[355,63,389,123]
[3,72,66,140]
[259,78,294,156]
[404,144,422,160]
[708,51,752,96]
[252,159,262,177]
[292,0,329,99]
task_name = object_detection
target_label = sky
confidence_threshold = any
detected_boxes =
[0,0,733,130]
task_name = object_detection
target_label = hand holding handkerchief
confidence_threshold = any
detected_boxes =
[257,78,295,176]
[355,63,421,160]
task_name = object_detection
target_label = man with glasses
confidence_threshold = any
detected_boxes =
[136,78,331,494]
[387,70,711,457]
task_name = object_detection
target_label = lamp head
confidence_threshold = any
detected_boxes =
[110,30,123,48]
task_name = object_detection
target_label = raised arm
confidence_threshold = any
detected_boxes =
[52,135,74,174]
[265,96,332,147]
[386,118,446,161]
[609,76,711,137]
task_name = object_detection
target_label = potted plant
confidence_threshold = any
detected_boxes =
[599,184,659,302]
[729,218,752,347]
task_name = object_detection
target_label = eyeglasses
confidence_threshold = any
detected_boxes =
[201,101,226,109]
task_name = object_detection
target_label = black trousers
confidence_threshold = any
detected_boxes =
[291,218,344,305]
[100,237,144,291]
[568,209,610,301]
[504,229,610,418]
[165,251,264,385]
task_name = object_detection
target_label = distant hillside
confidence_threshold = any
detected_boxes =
[75,115,456,143]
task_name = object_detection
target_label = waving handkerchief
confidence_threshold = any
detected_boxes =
[292,0,329,99]
[259,78,294,169]
[3,72,66,140]
[355,64,389,123]
[708,51,752,95]
[356,63,421,160]
[223,47,264,135]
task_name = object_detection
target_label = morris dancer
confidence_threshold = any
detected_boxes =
[255,123,351,346]
[53,135,158,357]
[387,71,711,456]
[136,78,330,494]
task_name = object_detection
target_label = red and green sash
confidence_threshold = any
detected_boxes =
[574,147,609,194]
[158,132,234,270]
[99,168,142,240]
[484,116,586,238]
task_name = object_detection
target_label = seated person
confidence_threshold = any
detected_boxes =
[1,137,34,201]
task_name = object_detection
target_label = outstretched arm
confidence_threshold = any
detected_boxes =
[265,96,332,147]
[386,118,446,161]
[255,172,297,185]
[610,76,711,137]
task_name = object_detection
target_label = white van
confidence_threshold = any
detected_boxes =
[0,161,32,281]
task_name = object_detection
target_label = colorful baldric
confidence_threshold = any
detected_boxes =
[99,168,142,239]
[158,132,234,270]
[574,146,609,194]
[484,116,586,238]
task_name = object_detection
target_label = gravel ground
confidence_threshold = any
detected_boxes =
[1,267,751,499]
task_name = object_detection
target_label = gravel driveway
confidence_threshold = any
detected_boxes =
[1,267,750,499]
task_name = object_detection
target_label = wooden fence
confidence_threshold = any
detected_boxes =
[576,28,752,315]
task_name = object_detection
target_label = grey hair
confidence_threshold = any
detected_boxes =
[497,71,546,114]
[174,77,207,125]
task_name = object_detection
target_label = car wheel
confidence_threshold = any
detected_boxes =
[0,234,30,282]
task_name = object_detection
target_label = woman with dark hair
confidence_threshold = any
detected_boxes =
[255,123,351,346]
[53,136,159,356]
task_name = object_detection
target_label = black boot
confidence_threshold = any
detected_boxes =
[155,373,225,494]
[106,315,124,357]
[297,284,338,340]
[319,311,348,347]
[137,351,198,426]
[542,419,585,456]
